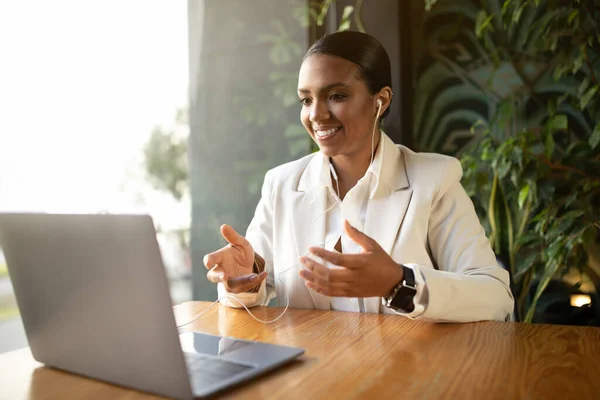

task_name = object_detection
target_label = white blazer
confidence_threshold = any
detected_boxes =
[218,133,514,322]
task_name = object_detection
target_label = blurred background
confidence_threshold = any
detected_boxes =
[1,0,599,353]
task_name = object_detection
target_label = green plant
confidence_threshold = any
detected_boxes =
[311,0,366,32]
[424,0,600,322]
[144,108,189,201]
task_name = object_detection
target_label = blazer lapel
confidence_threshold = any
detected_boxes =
[292,134,413,313]
[362,135,413,313]
[293,154,331,310]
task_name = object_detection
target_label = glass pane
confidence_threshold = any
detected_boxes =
[0,1,190,352]
[188,0,312,300]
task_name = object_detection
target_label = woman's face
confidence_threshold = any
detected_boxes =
[297,54,378,159]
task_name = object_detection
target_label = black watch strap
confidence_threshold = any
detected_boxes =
[385,266,417,313]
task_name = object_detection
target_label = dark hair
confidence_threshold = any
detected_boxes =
[304,31,392,118]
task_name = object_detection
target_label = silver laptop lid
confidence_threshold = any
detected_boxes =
[0,213,194,400]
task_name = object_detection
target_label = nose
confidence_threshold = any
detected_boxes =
[309,100,330,123]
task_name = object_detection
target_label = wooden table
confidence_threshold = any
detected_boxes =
[1,301,600,400]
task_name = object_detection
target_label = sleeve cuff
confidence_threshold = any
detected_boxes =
[217,279,268,308]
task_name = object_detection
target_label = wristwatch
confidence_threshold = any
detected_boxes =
[383,265,417,313]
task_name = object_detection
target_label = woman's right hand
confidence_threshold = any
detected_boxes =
[203,224,268,294]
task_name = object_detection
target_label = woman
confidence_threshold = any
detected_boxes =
[203,31,514,322]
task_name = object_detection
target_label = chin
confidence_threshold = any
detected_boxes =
[314,143,339,157]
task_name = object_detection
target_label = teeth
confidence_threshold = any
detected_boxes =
[315,127,340,137]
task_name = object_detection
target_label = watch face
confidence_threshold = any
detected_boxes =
[390,285,417,312]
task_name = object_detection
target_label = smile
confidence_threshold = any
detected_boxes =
[314,126,342,139]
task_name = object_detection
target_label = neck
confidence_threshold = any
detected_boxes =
[330,131,381,198]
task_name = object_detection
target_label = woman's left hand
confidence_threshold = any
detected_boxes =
[299,220,404,298]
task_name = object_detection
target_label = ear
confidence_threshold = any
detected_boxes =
[376,87,393,117]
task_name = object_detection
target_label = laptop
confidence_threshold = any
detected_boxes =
[0,212,304,399]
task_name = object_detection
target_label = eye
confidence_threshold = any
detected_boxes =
[329,93,347,101]
[299,97,312,106]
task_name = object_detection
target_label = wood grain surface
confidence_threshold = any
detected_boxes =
[1,301,599,400]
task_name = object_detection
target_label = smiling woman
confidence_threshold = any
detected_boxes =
[297,32,393,200]
[203,31,514,323]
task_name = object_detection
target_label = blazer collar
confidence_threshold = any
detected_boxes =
[296,132,410,196]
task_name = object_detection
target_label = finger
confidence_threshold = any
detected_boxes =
[299,265,352,284]
[299,257,353,286]
[203,251,224,270]
[305,281,352,297]
[308,247,364,268]
[207,265,225,283]
[300,256,330,280]
[344,220,380,252]
[301,266,352,284]
[223,271,267,293]
[298,267,329,289]
[220,224,248,247]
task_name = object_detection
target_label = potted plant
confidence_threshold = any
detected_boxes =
[422,0,600,322]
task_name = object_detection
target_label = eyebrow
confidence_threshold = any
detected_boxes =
[297,82,350,94]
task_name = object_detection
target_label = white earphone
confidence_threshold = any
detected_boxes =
[376,99,382,121]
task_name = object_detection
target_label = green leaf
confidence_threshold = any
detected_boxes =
[546,240,564,261]
[425,0,440,11]
[316,0,334,26]
[497,158,511,179]
[516,232,539,247]
[565,191,578,208]
[550,115,568,131]
[470,120,487,135]
[501,0,511,16]
[337,5,354,31]
[589,123,600,149]
[476,11,495,37]
[525,258,562,322]
[518,184,530,209]
[512,146,523,168]
[572,53,584,74]
[545,132,555,158]
[558,217,583,234]
[340,5,353,20]
[580,85,599,110]
[531,208,548,223]
[560,209,585,222]
[515,253,537,282]
[578,77,591,97]
[513,2,527,23]
[338,21,351,31]
[568,10,579,25]
[557,93,570,106]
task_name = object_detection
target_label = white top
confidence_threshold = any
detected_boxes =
[317,135,426,315]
